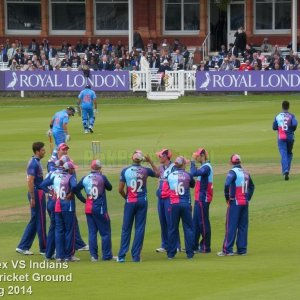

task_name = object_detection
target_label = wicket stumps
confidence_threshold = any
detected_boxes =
[91,141,101,159]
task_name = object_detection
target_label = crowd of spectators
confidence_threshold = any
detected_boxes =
[0,36,193,73]
[197,36,300,72]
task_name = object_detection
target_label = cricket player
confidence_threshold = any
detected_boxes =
[77,85,97,134]
[47,106,75,157]
[167,156,195,259]
[217,154,255,256]
[76,160,114,261]
[273,100,298,180]
[155,149,180,253]
[190,148,213,253]
[117,150,158,262]
[16,142,47,255]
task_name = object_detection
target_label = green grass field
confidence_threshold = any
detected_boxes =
[0,94,299,300]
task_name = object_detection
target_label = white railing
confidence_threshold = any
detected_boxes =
[202,32,210,60]
[129,70,196,93]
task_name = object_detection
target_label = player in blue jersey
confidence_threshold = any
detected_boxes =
[155,149,181,253]
[167,156,195,259]
[190,148,213,253]
[77,85,97,134]
[76,160,114,262]
[217,154,255,256]
[16,142,47,256]
[47,106,75,157]
[117,150,159,262]
[273,100,298,180]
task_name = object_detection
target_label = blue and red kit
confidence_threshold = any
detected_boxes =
[190,161,213,253]
[273,111,298,175]
[76,171,113,260]
[118,164,156,262]
[156,162,178,250]
[167,168,195,259]
[17,156,47,253]
[51,110,70,146]
[222,165,255,255]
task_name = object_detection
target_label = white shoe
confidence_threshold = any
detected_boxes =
[69,256,80,262]
[217,251,234,257]
[156,247,166,253]
[40,252,45,256]
[16,248,33,255]
[112,256,118,261]
[91,257,98,262]
[78,245,89,251]
[88,126,94,133]
[84,129,89,134]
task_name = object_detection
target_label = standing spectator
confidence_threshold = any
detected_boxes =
[76,160,114,262]
[217,154,255,256]
[16,142,47,255]
[140,51,149,72]
[273,101,298,180]
[172,49,184,70]
[167,156,195,259]
[48,106,75,155]
[190,148,213,253]
[181,46,190,70]
[77,85,97,134]
[117,151,158,262]
[133,32,145,52]
[234,27,247,56]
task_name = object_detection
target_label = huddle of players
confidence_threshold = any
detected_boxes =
[25,144,254,262]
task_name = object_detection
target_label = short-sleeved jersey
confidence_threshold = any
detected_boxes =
[273,112,298,140]
[190,161,213,203]
[27,156,44,188]
[224,166,255,206]
[53,172,77,212]
[157,162,175,199]
[78,89,96,110]
[77,172,112,214]
[167,168,195,205]
[120,164,156,203]
[52,110,69,134]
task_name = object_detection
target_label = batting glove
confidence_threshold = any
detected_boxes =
[47,129,52,137]
[66,134,71,142]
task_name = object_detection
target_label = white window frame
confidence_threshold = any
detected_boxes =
[254,0,291,35]
[49,0,86,35]
[94,0,129,35]
[5,0,41,35]
[163,0,200,35]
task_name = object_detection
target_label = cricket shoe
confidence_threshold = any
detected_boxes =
[234,251,247,256]
[155,247,166,253]
[91,257,98,262]
[284,172,289,181]
[84,129,89,134]
[78,245,89,251]
[117,257,125,263]
[217,251,234,257]
[16,248,33,255]
[66,256,80,262]
[88,126,94,133]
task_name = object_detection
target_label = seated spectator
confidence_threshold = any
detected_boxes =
[70,51,80,67]
[239,60,253,71]
[197,61,208,71]
[158,59,172,86]
[75,39,85,53]
[172,38,182,52]
[60,40,70,53]
[257,50,266,64]
[95,39,102,52]
[114,63,123,71]
[98,55,111,71]
[218,45,228,58]
[88,57,98,71]
[14,48,25,65]
[160,38,170,53]
[147,39,157,54]
[0,44,8,62]
[269,53,284,70]
[51,54,61,69]
[87,48,99,64]
[229,54,240,69]
[149,50,160,69]
[28,38,39,54]
[131,55,140,70]
[22,60,35,71]
[60,54,71,68]
[283,57,292,71]
[43,59,53,71]
[205,56,215,69]
[219,57,234,71]
[85,37,95,52]
[260,38,273,52]
[103,39,113,54]
[9,59,19,71]
[47,44,57,60]
[250,52,262,69]
[253,61,262,70]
